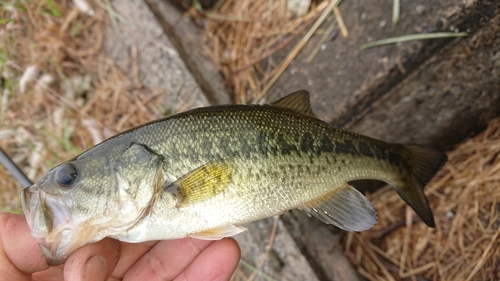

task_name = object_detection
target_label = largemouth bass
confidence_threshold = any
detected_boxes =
[21,90,447,265]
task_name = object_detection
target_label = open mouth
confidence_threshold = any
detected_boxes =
[20,185,69,265]
[21,185,51,237]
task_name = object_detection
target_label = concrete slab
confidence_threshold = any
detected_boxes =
[346,10,500,149]
[102,0,210,112]
[282,210,362,281]
[269,0,499,142]
[234,217,322,281]
[145,0,231,105]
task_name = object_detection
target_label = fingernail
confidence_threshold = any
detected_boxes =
[82,255,108,281]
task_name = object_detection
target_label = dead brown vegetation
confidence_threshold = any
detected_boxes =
[344,117,500,281]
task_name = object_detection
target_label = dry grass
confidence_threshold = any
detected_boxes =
[199,0,334,103]
[344,117,500,281]
[0,0,164,212]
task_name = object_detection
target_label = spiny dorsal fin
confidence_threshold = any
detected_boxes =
[300,183,377,231]
[164,160,232,208]
[269,90,316,117]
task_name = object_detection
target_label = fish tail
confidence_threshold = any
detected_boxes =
[394,144,447,228]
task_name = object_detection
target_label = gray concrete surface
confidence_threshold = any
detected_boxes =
[270,0,499,141]
[234,217,322,281]
[145,0,231,105]
[102,0,210,113]
[345,9,500,149]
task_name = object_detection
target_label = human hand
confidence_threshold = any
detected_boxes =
[0,213,240,281]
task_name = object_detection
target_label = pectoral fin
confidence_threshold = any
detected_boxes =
[164,161,232,208]
[189,225,247,240]
[300,183,377,231]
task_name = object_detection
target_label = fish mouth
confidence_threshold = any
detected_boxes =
[21,185,51,238]
[21,186,73,265]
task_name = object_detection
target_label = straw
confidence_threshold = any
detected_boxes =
[259,0,342,100]
[344,117,500,281]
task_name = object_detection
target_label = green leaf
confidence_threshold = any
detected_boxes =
[44,0,63,18]
[360,32,468,51]
[0,18,13,25]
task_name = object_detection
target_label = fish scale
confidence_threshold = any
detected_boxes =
[21,90,447,265]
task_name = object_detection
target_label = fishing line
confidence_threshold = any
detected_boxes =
[0,148,33,188]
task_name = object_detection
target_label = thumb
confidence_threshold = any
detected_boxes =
[63,237,121,281]
[0,213,50,280]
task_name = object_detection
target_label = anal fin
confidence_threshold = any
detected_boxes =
[300,183,377,231]
[189,225,247,240]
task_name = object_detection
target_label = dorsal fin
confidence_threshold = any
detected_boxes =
[269,90,316,117]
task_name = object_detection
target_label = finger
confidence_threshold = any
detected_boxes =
[111,241,157,279]
[0,213,49,280]
[175,238,240,281]
[63,237,121,281]
[123,238,216,281]
[32,265,64,280]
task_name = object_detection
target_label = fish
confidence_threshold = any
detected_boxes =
[21,90,447,265]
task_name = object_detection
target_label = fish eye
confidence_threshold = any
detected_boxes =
[55,163,78,188]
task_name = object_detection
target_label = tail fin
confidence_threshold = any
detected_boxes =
[396,144,447,227]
